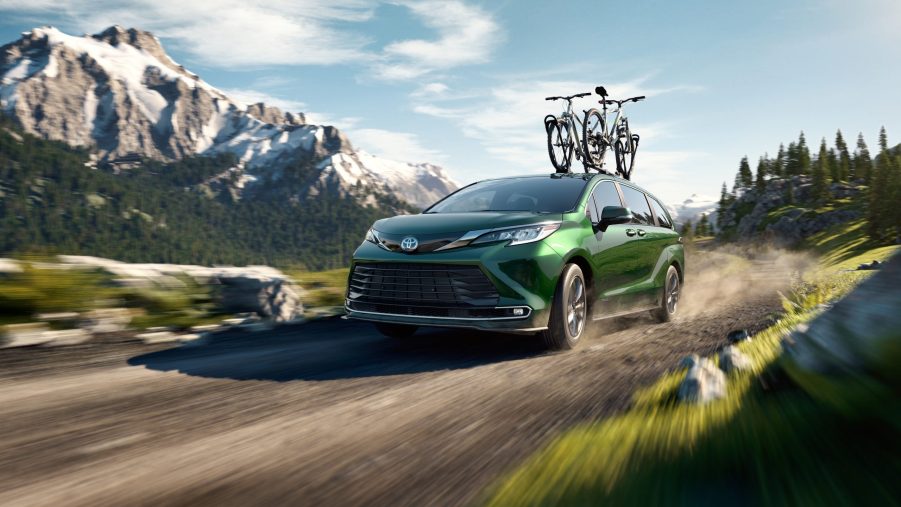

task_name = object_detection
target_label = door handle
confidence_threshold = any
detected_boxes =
[637,229,646,237]
[625,229,637,237]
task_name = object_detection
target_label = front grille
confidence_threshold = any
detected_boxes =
[347,263,500,308]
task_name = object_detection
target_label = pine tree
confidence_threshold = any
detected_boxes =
[755,157,766,191]
[773,143,785,178]
[785,141,800,176]
[717,182,729,218]
[695,213,710,237]
[738,156,753,189]
[798,131,811,175]
[681,219,694,240]
[854,132,872,183]
[812,138,830,203]
[879,126,888,152]
[835,130,851,181]
[868,149,890,239]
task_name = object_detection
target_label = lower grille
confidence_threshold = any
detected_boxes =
[347,263,500,308]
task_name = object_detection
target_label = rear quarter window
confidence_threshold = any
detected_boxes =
[618,184,654,226]
[648,197,674,229]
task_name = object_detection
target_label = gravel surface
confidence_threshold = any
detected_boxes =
[0,254,794,506]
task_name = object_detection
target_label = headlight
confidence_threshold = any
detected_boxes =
[471,222,561,246]
[365,228,390,250]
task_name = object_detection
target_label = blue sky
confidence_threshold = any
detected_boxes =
[0,0,899,204]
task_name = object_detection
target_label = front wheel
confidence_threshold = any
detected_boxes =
[375,322,418,339]
[540,264,588,350]
[547,120,573,173]
[652,265,681,323]
[582,108,607,170]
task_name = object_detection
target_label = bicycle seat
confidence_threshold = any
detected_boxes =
[595,86,608,97]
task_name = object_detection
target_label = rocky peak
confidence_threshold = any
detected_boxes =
[244,102,305,126]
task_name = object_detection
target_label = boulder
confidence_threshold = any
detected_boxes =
[678,356,727,404]
[781,252,901,375]
[217,276,303,323]
[41,329,92,346]
[719,346,752,373]
[79,308,132,333]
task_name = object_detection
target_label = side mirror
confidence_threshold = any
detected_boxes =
[597,206,632,231]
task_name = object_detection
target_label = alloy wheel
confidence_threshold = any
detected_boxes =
[666,270,680,314]
[566,276,586,337]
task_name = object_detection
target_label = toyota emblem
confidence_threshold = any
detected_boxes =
[400,236,419,252]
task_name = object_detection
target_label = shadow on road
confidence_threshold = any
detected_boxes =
[127,317,548,382]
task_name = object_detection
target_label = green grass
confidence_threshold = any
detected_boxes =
[285,268,349,308]
[485,228,900,506]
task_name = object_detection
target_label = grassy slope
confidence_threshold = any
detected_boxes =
[485,223,900,506]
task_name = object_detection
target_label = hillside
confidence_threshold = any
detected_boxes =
[0,116,410,269]
[713,129,900,246]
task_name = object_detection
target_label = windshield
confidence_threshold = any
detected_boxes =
[426,177,589,214]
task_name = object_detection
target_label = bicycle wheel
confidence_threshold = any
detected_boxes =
[547,120,573,172]
[614,138,633,179]
[581,108,607,170]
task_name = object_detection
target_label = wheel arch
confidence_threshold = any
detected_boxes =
[562,252,595,308]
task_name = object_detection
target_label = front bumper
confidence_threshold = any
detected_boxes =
[345,238,565,333]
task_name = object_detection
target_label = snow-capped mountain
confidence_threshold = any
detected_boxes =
[668,194,718,228]
[0,26,457,209]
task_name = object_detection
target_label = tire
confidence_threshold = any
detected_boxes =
[652,265,681,323]
[581,108,607,171]
[547,120,573,173]
[540,264,588,350]
[614,138,629,178]
[375,322,418,339]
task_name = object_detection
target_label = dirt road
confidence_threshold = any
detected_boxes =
[0,253,798,506]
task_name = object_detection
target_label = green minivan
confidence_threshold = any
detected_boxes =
[345,173,684,350]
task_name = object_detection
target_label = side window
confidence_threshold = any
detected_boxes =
[648,197,673,229]
[590,181,623,219]
[619,185,654,225]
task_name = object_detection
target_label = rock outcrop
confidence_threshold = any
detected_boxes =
[717,176,864,245]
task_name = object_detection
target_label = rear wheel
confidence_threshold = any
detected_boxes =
[375,322,418,339]
[540,264,588,350]
[653,265,680,323]
[582,108,607,170]
[547,120,573,172]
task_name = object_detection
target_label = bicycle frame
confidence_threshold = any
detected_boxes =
[556,99,586,159]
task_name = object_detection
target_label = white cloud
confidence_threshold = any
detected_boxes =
[411,82,449,97]
[372,0,502,80]
[349,128,446,163]
[0,0,379,66]
[0,0,501,77]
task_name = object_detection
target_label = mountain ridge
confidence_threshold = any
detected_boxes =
[0,25,456,209]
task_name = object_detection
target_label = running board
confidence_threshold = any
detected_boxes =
[592,305,659,321]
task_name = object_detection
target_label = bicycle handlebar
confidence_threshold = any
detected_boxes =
[601,95,646,106]
[545,92,591,101]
